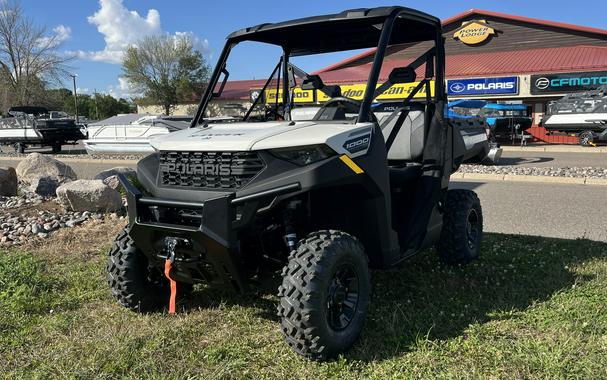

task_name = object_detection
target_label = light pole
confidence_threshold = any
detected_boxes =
[70,74,78,123]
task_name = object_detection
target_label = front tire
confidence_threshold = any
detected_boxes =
[106,228,166,312]
[438,189,483,264]
[277,230,370,360]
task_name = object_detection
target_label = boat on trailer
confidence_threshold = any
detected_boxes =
[0,106,85,153]
[84,114,192,154]
[542,86,607,146]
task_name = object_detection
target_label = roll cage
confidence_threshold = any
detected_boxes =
[191,6,445,127]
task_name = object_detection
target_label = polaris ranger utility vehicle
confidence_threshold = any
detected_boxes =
[107,6,482,360]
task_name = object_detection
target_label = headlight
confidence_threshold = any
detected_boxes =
[270,144,336,166]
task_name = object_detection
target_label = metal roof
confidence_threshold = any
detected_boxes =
[316,8,607,74]
[443,9,607,37]
[316,45,607,84]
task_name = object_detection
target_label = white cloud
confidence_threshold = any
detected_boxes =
[37,24,72,48]
[107,77,139,99]
[53,25,72,44]
[76,0,209,65]
[174,31,210,55]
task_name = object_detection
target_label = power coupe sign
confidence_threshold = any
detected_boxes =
[447,77,518,96]
[453,20,496,45]
[531,71,607,94]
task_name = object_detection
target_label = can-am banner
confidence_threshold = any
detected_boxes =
[260,81,435,104]
[447,76,519,96]
[531,71,607,94]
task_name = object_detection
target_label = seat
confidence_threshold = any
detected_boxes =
[380,102,426,163]
[378,103,426,187]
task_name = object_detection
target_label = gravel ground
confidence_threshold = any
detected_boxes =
[0,188,125,247]
[459,164,607,179]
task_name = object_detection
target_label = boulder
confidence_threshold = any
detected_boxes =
[103,175,122,191]
[29,176,60,197]
[93,167,136,182]
[0,167,18,196]
[16,153,77,185]
[56,180,122,212]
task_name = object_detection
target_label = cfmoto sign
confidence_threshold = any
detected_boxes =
[534,77,550,90]
[531,71,607,94]
[447,76,519,96]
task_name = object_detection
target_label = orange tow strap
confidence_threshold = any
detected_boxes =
[164,259,177,314]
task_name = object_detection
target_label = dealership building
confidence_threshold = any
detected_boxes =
[143,9,607,144]
[312,9,607,143]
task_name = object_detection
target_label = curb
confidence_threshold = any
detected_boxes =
[501,146,606,154]
[455,172,607,186]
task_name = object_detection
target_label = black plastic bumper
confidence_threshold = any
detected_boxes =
[117,174,248,291]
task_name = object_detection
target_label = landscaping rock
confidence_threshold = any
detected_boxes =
[16,153,77,184]
[103,175,122,191]
[29,176,60,197]
[94,167,137,191]
[0,167,17,196]
[94,167,136,182]
[56,180,122,212]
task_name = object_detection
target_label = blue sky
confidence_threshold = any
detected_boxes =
[21,0,607,99]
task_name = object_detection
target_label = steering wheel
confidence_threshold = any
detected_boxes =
[313,97,377,122]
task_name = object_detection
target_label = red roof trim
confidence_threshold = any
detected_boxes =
[443,9,607,36]
[317,9,607,74]
[313,45,607,84]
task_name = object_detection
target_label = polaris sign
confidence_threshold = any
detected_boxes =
[530,71,607,94]
[447,77,518,96]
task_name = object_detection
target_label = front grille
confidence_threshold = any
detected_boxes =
[159,151,265,190]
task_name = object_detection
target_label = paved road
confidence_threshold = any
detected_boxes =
[453,180,607,242]
[499,151,607,168]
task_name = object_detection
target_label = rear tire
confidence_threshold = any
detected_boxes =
[277,230,370,360]
[438,189,483,264]
[579,130,594,147]
[106,228,166,312]
[51,143,61,154]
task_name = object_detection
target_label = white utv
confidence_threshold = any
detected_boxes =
[107,6,483,360]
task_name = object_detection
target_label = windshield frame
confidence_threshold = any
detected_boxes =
[191,10,445,127]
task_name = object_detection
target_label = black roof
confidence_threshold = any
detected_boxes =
[227,6,441,56]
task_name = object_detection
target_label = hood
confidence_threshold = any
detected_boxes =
[150,121,318,151]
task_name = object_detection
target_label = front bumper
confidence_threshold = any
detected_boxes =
[118,174,248,290]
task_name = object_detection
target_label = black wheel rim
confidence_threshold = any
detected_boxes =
[580,132,592,146]
[326,264,359,331]
[466,209,479,250]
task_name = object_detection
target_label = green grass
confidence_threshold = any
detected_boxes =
[1,233,607,379]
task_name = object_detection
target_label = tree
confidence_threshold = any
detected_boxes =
[122,34,209,115]
[0,0,71,110]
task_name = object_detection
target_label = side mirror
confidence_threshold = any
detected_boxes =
[389,67,416,84]
[213,67,230,97]
[323,85,342,98]
[301,74,324,90]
